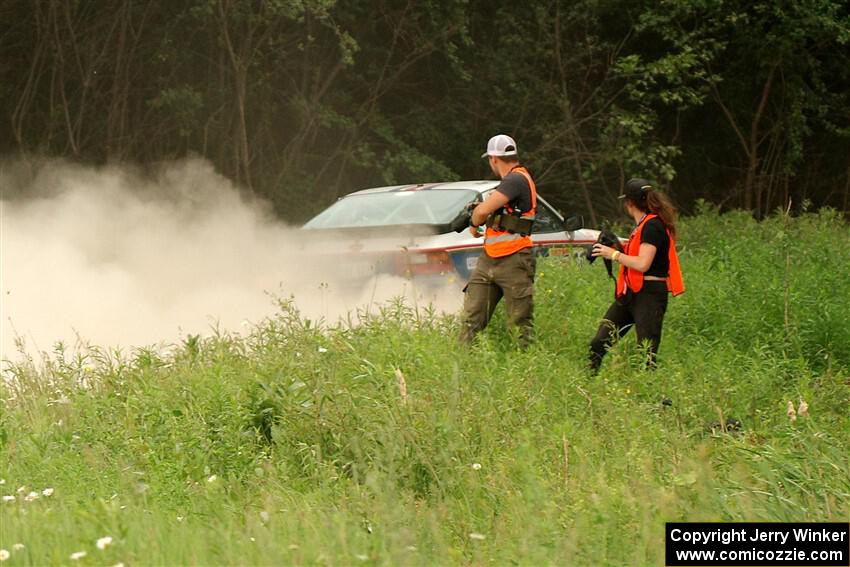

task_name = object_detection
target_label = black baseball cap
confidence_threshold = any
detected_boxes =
[619,178,653,201]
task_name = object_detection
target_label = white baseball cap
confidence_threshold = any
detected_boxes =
[481,134,518,158]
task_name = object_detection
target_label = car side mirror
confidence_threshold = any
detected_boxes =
[563,215,583,232]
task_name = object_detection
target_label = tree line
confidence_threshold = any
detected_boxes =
[2,0,848,223]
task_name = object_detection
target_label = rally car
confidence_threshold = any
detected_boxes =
[300,180,600,286]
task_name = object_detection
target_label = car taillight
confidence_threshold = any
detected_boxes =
[396,251,453,276]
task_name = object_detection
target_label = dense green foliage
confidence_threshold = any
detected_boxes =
[2,1,849,221]
[2,209,848,565]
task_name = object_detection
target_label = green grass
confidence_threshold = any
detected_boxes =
[2,207,849,565]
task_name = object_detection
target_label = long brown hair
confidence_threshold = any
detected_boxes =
[632,190,678,238]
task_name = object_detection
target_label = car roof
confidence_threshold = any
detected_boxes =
[344,180,499,197]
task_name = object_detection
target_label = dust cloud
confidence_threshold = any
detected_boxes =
[0,158,462,362]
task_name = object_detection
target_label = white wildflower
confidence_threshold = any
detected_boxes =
[16,486,25,493]
[317,346,328,353]
[0,550,9,562]
[110,563,125,567]
[2,495,14,503]
[207,474,217,483]
[96,536,113,550]
[471,463,482,470]
[24,491,39,502]
[0,479,5,485]
[355,554,369,561]
[70,551,87,560]
[468,532,486,540]
[42,487,54,496]
[12,544,24,551]
[176,515,185,522]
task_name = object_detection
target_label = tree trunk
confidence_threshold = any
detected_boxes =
[218,0,256,189]
[743,65,776,217]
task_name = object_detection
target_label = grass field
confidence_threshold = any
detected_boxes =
[2,206,849,566]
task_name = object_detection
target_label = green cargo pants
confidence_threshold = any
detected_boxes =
[459,247,536,346]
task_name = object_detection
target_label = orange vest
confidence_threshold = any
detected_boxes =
[616,214,685,297]
[484,166,537,258]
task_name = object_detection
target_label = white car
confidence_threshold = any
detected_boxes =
[301,180,601,285]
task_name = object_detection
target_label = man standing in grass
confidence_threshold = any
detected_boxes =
[459,134,538,346]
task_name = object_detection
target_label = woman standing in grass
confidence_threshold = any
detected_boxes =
[587,178,685,372]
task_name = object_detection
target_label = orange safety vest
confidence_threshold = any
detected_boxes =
[483,166,537,258]
[616,214,685,297]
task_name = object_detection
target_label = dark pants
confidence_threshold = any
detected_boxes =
[459,248,536,346]
[589,280,669,371]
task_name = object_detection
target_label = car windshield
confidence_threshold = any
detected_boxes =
[303,188,479,229]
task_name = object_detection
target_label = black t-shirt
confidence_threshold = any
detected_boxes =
[495,170,532,213]
[640,217,670,277]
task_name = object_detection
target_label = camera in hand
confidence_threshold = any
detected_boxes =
[585,226,623,263]
[448,201,480,233]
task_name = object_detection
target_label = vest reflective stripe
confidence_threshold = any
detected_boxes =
[485,232,525,244]
[616,214,685,297]
[484,166,537,258]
